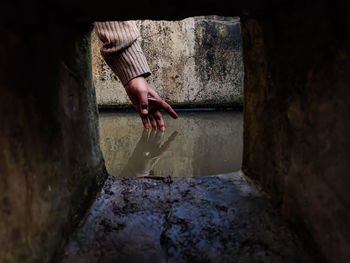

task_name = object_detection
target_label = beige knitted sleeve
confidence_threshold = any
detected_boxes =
[94,21,151,86]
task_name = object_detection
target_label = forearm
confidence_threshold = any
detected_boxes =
[94,21,151,85]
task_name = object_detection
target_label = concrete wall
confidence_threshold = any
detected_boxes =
[92,16,244,107]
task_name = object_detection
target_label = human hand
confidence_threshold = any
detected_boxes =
[124,76,178,131]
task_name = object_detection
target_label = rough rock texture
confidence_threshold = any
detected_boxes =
[63,173,318,263]
[92,16,244,107]
[241,3,350,263]
[0,23,107,263]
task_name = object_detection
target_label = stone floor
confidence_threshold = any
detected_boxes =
[63,173,317,263]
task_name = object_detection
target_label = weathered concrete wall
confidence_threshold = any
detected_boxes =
[92,16,244,107]
[241,3,350,263]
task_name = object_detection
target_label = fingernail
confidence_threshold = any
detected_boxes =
[142,109,148,114]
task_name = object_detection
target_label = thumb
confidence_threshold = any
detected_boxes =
[139,90,149,116]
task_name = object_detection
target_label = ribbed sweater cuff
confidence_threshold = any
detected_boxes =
[102,40,151,86]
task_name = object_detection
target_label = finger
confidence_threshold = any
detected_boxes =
[141,116,150,129]
[161,101,178,119]
[139,90,149,116]
[148,114,157,130]
[148,89,177,119]
[154,111,166,131]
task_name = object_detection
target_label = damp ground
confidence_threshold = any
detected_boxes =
[63,173,316,263]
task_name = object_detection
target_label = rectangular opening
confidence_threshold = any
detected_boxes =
[92,16,244,177]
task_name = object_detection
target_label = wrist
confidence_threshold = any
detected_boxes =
[125,76,149,92]
[125,76,145,87]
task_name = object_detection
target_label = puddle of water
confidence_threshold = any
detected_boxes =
[99,111,243,177]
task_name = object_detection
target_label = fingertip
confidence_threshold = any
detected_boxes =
[170,111,178,119]
[157,123,165,132]
[163,103,178,119]
[141,117,149,129]
[158,122,166,131]
[156,129,165,136]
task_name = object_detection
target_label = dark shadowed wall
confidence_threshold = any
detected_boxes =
[241,3,350,263]
[0,22,107,262]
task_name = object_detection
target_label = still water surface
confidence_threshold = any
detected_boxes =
[99,111,243,177]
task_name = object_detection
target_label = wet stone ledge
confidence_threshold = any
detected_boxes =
[63,173,317,263]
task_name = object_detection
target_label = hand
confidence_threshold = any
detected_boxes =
[124,76,178,131]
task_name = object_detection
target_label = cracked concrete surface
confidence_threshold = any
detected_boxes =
[63,173,316,263]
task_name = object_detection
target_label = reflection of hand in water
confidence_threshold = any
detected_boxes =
[121,130,178,177]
